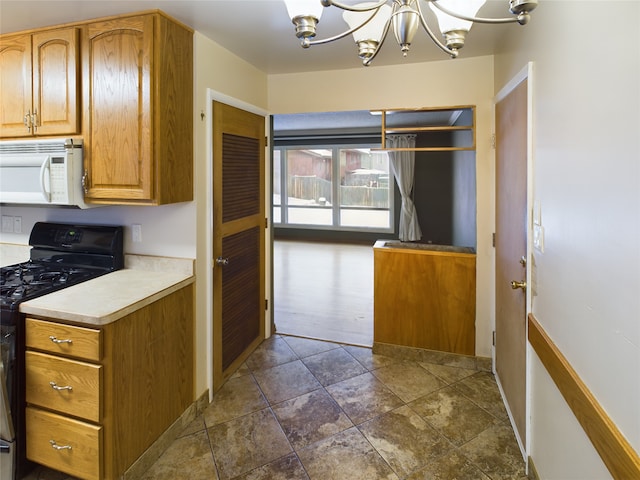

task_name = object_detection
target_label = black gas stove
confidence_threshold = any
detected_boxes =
[0,222,123,479]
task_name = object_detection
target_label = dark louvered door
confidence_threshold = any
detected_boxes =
[212,101,265,391]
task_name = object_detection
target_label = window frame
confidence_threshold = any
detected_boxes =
[273,142,395,234]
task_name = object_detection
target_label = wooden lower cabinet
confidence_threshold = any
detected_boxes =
[25,284,194,479]
[373,241,476,356]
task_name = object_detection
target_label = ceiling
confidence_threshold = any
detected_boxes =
[0,0,521,75]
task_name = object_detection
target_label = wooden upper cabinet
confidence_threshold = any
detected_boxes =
[82,13,194,205]
[0,28,79,138]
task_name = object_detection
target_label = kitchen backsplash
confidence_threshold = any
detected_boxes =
[1,242,194,276]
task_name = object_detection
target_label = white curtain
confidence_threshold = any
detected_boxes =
[387,134,422,242]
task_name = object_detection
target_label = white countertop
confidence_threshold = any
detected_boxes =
[19,269,194,326]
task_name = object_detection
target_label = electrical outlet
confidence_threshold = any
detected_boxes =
[13,216,22,234]
[132,224,142,243]
[1,215,13,233]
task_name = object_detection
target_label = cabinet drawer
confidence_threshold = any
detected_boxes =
[26,351,101,422]
[26,318,102,361]
[26,406,102,480]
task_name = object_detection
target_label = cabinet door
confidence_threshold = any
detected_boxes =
[84,16,153,202]
[32,28,80,136]
[0,33,32,138]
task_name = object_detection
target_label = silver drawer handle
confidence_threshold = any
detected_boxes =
[50,381,73,391]
[49,440,72,451]
[49,335,73,344]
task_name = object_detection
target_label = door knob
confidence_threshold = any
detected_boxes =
[511,280,526,290]
[215,256,229,266]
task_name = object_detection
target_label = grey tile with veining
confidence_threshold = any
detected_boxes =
[455,371,510,422]
[297,427,399,480]
[272,388,353,449]
[408,386,499,446]
[253,359,322,404]
[139,430,218,480]
[372,362,446,403]
[326,372,404,425]
[230,361,252,379]
[178,415,207,438]
[282,335,341,358]
[203,373,267,427]
[458,424,527,480]
[208,408,292,480]
[301,347,367,386]
[359,405,453,478]
[232,453,310,480]
[405,450,491,480]
[245,335,298,372]
[342,344,399,371]
[419,362,477,385]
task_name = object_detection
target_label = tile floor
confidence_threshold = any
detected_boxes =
[27,334,527,480]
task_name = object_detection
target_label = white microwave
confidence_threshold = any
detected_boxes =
[0,138,92,208]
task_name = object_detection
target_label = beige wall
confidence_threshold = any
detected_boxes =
[495,2,639,477]
[269,55,496,359]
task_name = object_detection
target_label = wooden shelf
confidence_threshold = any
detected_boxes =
[376,106,475,152]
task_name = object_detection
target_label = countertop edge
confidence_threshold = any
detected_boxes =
[19,271,195,326]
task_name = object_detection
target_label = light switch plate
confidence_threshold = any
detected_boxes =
[533,224,544,252]
[533,200,541,226]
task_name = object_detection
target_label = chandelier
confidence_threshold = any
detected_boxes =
[283,0,538,66]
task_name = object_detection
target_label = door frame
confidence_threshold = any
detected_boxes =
[204,89,272,400]
[493,61,534,460]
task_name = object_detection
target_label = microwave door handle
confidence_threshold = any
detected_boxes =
[40,157,51,202]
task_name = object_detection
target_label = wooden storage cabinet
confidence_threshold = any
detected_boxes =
[0,28,80,138]
[82,12,194,205]
[373,240,477,356]
[24,284,194,480]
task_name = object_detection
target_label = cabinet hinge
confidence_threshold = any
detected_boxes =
[265,136,269,147]
[265,299,269,311]
[265,217,268,229]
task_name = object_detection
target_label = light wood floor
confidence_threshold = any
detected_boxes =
[273,240,374,347]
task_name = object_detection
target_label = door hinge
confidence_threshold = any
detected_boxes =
[492,233,496,247]
[265,299,269,311]
[265,217,268,229]
[491,133,496,149]
[265,136,269,147]
[493,331,496,346]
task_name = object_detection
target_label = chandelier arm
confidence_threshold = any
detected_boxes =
[305,8,380,46]
[323,0,389,13]
[415,0,459,57]
[428,0,519,24]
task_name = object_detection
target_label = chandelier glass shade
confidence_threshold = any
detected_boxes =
[283,0,538,66]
